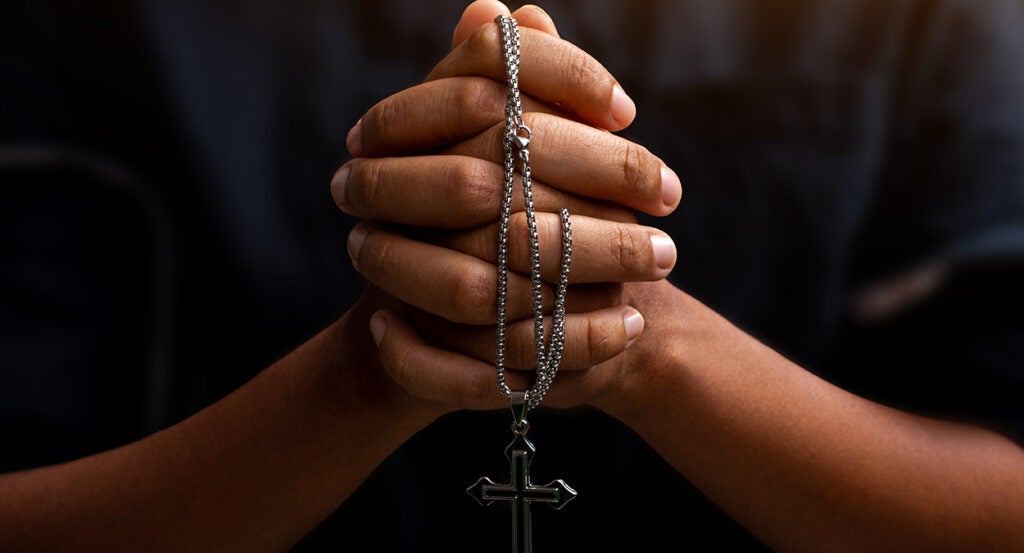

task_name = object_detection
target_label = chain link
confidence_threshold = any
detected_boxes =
[494,16,573,413]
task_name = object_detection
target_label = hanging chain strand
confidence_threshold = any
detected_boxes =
[494,15,573,414]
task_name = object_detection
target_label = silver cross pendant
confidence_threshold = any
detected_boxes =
[467,423,577,553]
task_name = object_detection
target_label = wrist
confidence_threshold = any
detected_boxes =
[594,280,716,427]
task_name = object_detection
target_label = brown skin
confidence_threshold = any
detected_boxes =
[352,2,1024,552]
[0,3,661,551]
[0,294,433,553]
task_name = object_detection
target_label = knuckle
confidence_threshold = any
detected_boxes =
[448,159,498,216]
[521,112,548,143]
[620,141,659,198]
[561,46,601,92]
[351,160,386,213]
[508,211,531,236]
[465,24,500,65]
[585,314,619,363]
[582,317,603,367]
[361,235,398,279]
[611,225,645,274]
[455,78,503,132]
[448,262,496,323]
[536,212,561,247]
[366,97,404,147]
[381,336,413,384]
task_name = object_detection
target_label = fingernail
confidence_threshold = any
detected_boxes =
[623,308,645,341]
[610,84,636,127]
[650,234,676,270]
[661,166,682,210]
[331,165,350,207]
[346,119,363,157]
[348,225,369,260]
[370,312,386,346]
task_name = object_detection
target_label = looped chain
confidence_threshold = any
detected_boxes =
[494,15,573,416]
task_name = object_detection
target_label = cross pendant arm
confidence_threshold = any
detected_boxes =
[467,432,576,553]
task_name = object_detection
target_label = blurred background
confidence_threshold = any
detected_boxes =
[2,1,1023,551]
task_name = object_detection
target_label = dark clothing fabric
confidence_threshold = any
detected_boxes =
[3,0,1024,550]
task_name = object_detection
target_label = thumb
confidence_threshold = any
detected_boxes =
[451,1,562,50]
[512,5,560,38]
[451,1,511,49]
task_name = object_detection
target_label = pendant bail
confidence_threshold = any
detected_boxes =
[509,390,528,431]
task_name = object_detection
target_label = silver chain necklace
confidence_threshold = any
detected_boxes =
[493,13,573,420]
[467,16,577,553]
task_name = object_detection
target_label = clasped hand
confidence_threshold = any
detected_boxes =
[332,1,682,414]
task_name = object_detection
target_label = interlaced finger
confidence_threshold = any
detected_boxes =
[348,225,623,325]
[446,113,682,216]
[406,304,644,372]
[427,213,676,283]
[331,155,635,229]
[350,77,564,158]
[428,22,634,131]
[371,305,642,410]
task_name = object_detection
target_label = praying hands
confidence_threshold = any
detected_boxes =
[334,6,681,412]
[341,2,1024,552]
[2,2,1023,552]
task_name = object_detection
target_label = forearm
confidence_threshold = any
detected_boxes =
[0,295,439,553]
[610,281,1024,553]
